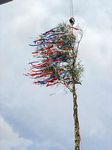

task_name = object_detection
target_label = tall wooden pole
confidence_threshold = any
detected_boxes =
[72,83,80,150]
[70,18,81,149]
[72,56,80,150]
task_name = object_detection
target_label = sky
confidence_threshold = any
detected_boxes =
[0,0,112,150]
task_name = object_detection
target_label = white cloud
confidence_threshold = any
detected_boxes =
[0,115,32,150]
[80,27,112,68]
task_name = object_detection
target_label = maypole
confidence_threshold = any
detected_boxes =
[70,1,81,149]
[26,0,83,150]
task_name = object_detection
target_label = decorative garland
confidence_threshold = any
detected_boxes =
[26,22,83,92]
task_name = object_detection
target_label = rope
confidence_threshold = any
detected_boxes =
[69,0,75,26]
[70,0,74,17]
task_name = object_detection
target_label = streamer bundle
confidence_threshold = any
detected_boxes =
[27,23,83,90]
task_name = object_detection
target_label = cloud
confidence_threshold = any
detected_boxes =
[0,0,112,150]
[0,114,32,150]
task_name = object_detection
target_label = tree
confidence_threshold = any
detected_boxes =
[26,20,83,150]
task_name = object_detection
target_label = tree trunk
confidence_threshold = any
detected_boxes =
[72,84,80,150]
